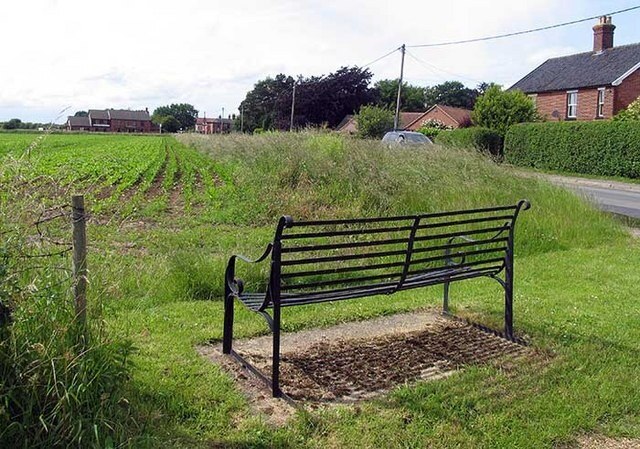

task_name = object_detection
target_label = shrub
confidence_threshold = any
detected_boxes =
[504,121,640,178]
[613,95,640,121]
[472,85,537,137]
[417,119,452,141]
[355,105,394,139]
[436,127,503,156]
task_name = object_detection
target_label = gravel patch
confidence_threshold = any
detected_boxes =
[200,309,530,419]
[576,435,640,449]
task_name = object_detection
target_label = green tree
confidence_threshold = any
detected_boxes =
[238,66,374,133]
[424,81,478,109]
[472,85,537,137]
[157,115,180,133]
[372,79,425,111]
[3,119,22,130]
[152,103,198,130]
[73,111,88,117]
[613,95,640,121]
[355,105,394,139]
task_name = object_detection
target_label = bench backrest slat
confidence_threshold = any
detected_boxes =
[265,202,528,307]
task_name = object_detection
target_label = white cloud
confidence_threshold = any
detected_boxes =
[0,0,627,122]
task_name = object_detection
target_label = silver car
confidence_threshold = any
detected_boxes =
[381,131,433,145]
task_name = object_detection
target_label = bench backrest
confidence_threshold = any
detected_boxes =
[265,200,530,307]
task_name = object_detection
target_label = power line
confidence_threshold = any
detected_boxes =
[405,50,483,84]
[360,47,401,68]
[407,5,640,48]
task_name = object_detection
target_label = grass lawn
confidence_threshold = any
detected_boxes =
[1,132,638,447]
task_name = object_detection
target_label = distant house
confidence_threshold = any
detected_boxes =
[195,116,233,134]
[404,105,472,130]
[510,16,640,121]
[66,109,154,132]
[336,112,427,134]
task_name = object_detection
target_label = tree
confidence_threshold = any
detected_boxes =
[355,105,394,139]
[238,66,375,133]
[613,95,640,121]
[74,111,88,117]
[372,79,425,111]
[157,115,180,133]
[471,85,537,137]
[152,103,198,130]
[3,118,22,130]
[424,81,478,109]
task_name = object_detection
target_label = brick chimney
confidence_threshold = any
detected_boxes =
[593,16,615,53]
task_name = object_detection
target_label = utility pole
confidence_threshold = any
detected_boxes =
[394,44,406,131]
[221,107,225,133]
[240,104,244,133]
[290,83,296,132]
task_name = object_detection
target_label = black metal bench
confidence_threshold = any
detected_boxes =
[223,200,531,397]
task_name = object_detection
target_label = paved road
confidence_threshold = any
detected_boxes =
[539,174,640,219]
[570,184,640,219]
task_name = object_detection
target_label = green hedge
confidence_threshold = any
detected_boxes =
[436,127,503,156]
[504,121,640,178]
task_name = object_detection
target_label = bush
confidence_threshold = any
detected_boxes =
[472,85,537,137]
[504,121,640,178]
[613,95,640,121]
[417,119,452,141]
[436,127,503,156]
[355,105,394,139]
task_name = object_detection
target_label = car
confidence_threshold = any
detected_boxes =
[381,131,433,146]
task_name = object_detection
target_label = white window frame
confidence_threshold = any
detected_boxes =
[597,87,605,118]
[567,90,578,119]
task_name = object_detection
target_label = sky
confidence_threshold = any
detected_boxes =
[2,0,640,123]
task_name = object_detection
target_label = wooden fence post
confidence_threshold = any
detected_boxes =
[72,195,87,329]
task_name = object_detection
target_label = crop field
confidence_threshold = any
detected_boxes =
[0,133,223,218]
[1,132,640,448]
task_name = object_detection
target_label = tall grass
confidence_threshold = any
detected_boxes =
[180,132,625,257]
[0,237,133,447]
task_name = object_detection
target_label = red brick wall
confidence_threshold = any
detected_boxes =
[534,86,614,121]
[108,119,153,132]
[406,108,461,130]
[614,68,640,114]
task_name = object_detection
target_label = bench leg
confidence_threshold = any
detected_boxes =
[222,288,234,354]
[443,281,450,314]
[272,304,282,397]
[504,245,515,341]
[504,277,514,341]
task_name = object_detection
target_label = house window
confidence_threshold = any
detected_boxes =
[597,88,605,118]
[567,91,578,119]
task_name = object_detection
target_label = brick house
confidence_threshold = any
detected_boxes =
[195,116,233,134]
[336,112,425,134]
[510,16,640,121]
[66,109,154,132]
[404,105,472,130]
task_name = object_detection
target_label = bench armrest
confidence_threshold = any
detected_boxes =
[225,243,273,296]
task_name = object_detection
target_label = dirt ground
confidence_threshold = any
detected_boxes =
[199,310,530,423]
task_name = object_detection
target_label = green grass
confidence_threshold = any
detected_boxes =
[1,131,638,447]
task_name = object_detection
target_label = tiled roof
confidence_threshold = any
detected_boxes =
[510,43,640,93]
[107,109,151,121]
[67,116,90,127]
[88,109,109,120]
[436,105,472,126]
[399,112,425,129]
[87,109,151,121]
